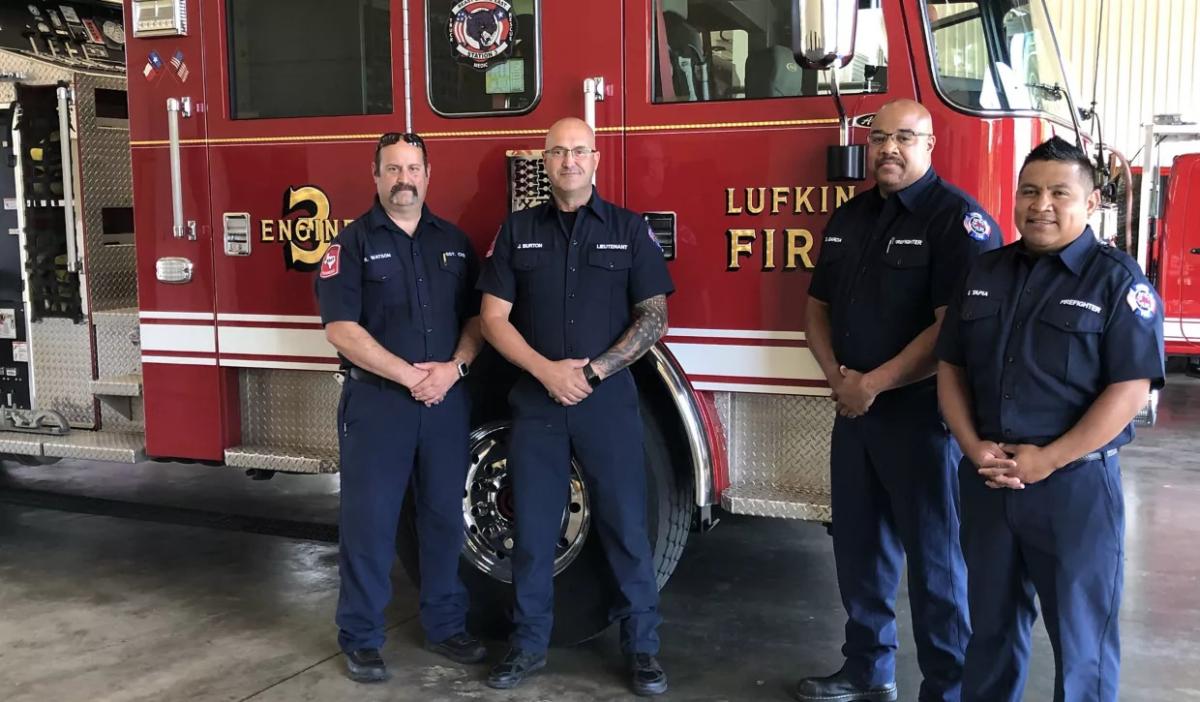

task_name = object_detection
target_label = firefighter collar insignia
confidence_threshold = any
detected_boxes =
[449,0,516,70]
[1126,282,1157,320]
[320,244,341,279]
[963,212,991,241]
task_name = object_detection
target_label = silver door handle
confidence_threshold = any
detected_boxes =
[56,85,79,272]
[166,97,196,240]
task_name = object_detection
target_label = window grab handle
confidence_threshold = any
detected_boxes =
[583,77,605,185]
[166,97,195,240]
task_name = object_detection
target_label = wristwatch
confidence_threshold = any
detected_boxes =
[582,363,602,388]
[456,361,470,378]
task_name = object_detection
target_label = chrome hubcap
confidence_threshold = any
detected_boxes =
[462,421,590,583]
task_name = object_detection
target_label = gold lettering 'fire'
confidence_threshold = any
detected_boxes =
[724,185,855,271]
[259,185,354,271]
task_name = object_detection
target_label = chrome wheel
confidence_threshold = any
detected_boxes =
[461,421,590,583]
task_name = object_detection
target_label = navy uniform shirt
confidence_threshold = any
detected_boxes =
[477,189,674,363]
[808,168,1002,381]
[315,200,481,367]
[936,227,1165,450]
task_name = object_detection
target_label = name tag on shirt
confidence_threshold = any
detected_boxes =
[517,242,544,250]
[594,243,629,250]
[1060,298,1102,314]
[365,252,392,262]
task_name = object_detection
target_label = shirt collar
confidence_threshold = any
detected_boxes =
[890,167,938,211]
[368,199,442,235]
[1017,226,1097,276]
[540,187,609,223]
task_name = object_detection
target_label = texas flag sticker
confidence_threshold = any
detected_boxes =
[320,244,341,278]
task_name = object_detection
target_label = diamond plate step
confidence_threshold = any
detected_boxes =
[224,445,339,475]
[91,373,143,397]
[720,484,832,521]
[41,431,145,463]
[0,431,47,457]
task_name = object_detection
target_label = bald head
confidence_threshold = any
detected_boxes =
[544,117,599,207]
[545,117,595,150]
[869,99,936,196]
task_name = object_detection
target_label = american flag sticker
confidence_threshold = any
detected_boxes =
[170,50,189,83]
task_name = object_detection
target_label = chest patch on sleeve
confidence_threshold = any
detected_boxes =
[963,212,991,241]
[1126,282,1157,319]
[647,226,663,250]
[320,244,341,279]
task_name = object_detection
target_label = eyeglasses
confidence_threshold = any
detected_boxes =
[544,146,598,160]
[867,130,932,147]
[376,131,427,164]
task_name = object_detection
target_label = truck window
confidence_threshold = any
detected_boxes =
[651,0,888,103]
[426,0,542,117]
[227,0,392,119]
[926,0,1074,124]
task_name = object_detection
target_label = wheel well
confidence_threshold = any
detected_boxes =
[631,344,711,508]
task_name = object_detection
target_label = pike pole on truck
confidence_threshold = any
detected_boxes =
[0,0,1092,642]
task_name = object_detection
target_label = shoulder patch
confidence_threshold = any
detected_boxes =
[319,244,341,279]
[1126,282,1157,320]
[647,226,663,250]
[963,212,991,241]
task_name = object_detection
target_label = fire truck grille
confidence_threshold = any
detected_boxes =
[506,150,551,213]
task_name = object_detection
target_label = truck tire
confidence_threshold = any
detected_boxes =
[396,394,693,646]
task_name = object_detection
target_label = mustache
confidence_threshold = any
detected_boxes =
[390,183,417,196]
[875,157,904,167]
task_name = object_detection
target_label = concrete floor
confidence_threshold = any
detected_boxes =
[1,373,1199,701]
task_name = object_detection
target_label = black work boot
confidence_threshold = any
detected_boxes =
[629,653,669,696]
[793,669,897,702]
[343,648,390,683]
[425,632,487,664]
[486,648,547,689]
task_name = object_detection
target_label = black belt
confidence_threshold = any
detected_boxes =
[1064,447,1118,468]
[346,367,396,389]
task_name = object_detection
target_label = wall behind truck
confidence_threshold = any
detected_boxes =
[1046,0,1200,161]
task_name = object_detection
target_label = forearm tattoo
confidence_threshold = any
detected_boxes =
[591,295,668,378]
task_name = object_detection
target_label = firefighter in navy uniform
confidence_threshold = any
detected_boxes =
[797,99,1001,702]
[315,132,487,683]
[477,117,674,696]
[937,136,1165,702]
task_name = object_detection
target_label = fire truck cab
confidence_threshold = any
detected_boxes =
[1,0,1081,641]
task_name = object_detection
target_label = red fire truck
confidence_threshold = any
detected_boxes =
[1,0,1085,641]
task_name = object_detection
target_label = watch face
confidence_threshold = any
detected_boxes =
[102,20,124,45]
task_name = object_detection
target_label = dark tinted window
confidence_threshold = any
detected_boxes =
[227,0,392,119]
[426,0,540,116]
[651,0,887,103]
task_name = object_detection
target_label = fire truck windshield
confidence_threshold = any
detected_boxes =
[924,0,1074,125]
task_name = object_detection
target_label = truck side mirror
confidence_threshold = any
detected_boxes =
[791,0,857,71]
[792,0,865,182]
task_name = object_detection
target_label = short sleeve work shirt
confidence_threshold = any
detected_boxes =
[476,190,674,362]
[315,201,481,366]
[808,168,1002,373]
[936,228,1166,450]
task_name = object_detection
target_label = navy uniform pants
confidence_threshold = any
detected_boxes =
[335,375,470,652]
[830,388,969,702]
[960,452,1124,702]
[507,369,661,655]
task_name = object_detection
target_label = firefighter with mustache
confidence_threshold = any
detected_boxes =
[797,99,1001,702]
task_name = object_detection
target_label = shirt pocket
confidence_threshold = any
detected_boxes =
[880,239,931,269]
[363,260,405,307]
[1036,304,1104,388]
[587,248,633,271]
[437,252,466,277]
[512,248,546,271]
[960,297,1002,369]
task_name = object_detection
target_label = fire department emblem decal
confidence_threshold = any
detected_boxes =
[320,244,341,279]
[1126,282,1157,319]
[449,0,516,70]
[963,211,991,241]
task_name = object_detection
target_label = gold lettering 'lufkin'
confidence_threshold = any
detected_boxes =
[723,184,850,272]
[725,185,855,215]
[727,228,816,271]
